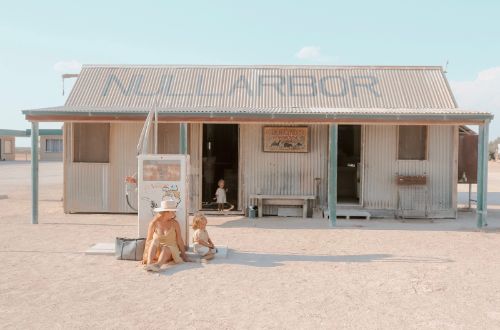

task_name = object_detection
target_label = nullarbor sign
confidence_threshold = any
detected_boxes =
[101,74,381,98]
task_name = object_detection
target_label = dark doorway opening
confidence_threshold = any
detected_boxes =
[202,124,239,210]
[338,125,361,204]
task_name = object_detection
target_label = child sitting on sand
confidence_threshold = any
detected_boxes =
[192,212,216,261]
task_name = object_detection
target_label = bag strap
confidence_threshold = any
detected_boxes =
[121,241,125,259]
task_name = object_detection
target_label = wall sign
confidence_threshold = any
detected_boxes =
[263,126,309,153]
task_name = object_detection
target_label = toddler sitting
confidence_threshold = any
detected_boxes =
[192,212,216,261]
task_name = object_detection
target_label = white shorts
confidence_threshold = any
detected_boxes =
[193,244,216,256]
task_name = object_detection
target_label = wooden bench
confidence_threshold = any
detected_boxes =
[323,208,371,220]
[249,194,316,218]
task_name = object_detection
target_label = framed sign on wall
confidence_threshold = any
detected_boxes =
[263,126,309,153]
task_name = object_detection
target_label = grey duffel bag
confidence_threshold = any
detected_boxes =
[115,237,146,261]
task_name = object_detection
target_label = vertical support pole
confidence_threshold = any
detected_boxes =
[328,124,338,226]
[476,121,489,228]
[180,123,187,154]
[31,122,39,224]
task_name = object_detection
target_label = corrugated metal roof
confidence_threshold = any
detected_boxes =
[0,129,27,137]
[25,129,63,136]
[65,65,458,110]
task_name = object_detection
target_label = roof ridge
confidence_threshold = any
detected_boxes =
[81,64,444,70]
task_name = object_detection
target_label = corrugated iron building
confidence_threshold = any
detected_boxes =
[39,131,63,161]
[0,129,24,161]
[22,65,492,219]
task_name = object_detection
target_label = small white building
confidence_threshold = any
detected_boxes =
[36,130,63,161]
[22,65,493,225]
[0,129,63,161]
[0,129,24,161]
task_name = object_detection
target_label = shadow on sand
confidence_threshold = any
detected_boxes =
[215,250,453,268]
[155,250,453,276]
[213,214,500,233]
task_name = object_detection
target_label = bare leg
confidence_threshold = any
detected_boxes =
[147,241,158,265]
[156,247,173,267]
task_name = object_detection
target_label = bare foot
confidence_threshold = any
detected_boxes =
[201,253,215,262]
[144,264,161,272]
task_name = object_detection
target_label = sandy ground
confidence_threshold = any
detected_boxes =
[1,161,500,329]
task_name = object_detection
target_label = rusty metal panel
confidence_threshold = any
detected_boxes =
[240,123,328,215]
[64,122,110,212]
[458,134,478,183]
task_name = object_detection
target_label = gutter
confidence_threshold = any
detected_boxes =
[22,109,493,124]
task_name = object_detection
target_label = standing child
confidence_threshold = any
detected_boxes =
[215,179,227,212]
[192,212,216,261]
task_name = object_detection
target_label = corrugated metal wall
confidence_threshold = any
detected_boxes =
[64,122,179,213]
[240,124,329,215]
[63,121,456,218]
[39,136,63,161]
[108,123,143,212]
[427,126,455,215]
[363,125,456,217]
[363,125,398,209]
[189,123,202,213]
[0,137,16,161]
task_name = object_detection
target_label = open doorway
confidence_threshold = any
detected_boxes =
[202,124,239,211]
[338,125,361,204]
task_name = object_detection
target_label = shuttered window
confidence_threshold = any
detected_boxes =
[73,123,110,163]
[398,125,427,160]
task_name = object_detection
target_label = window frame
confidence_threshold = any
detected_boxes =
[72,123,110,163]
[397,125,428,161]
[45,138,63,153]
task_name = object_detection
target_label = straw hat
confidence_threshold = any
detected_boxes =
[154,199,178,212]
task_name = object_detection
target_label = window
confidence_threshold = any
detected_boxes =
[73,123,110,163]
[398,125,427,160]
[45,139,63,153]
[4,140,12,154]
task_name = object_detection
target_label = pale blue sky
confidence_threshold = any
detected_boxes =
[1,0,499,146]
